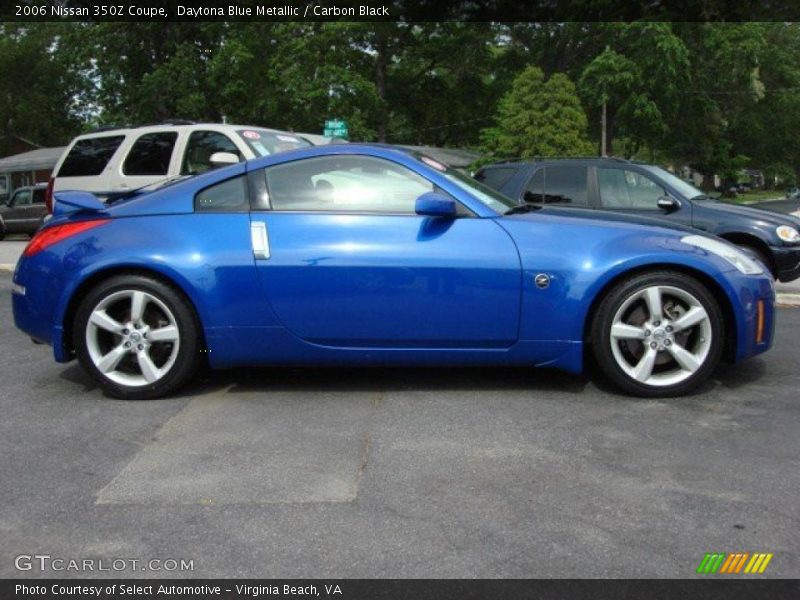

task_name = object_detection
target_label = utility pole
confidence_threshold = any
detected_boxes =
[601,101,607,157]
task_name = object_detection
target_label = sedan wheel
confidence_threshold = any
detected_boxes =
[591,271,723,397]
[85,290,180,387]
[74,275,201,399]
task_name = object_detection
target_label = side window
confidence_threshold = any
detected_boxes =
[523,169,544,203]
[122,132,178,176]
[542,166,588,205]
[195,175,248,212]
[599,168,663,209]
[264,155,434,213]
[12,189,32,206]
[32,188,45,204]
[474,167,517,191]
[57,136,125,177]
[182,131,242,175]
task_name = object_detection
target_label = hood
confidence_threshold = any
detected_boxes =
[699,199,800,228]
[536,205,698,235]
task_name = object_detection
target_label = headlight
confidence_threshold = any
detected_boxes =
[776,225,800,243]
[681,235,763,275]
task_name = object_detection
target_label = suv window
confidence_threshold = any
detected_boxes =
[474,166,517,190]
[264,155,434,213]
[195,175,248,212]
[523,166,588,205]
[599,168,663,209]
[58,136,125,177]
[182,131,242,175]
[122,131,179,176]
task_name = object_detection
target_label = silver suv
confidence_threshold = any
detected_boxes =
[47,122,327,212]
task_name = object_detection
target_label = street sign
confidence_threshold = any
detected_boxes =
[324,119,349,139]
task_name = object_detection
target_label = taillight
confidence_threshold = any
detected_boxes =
[45,177,55,214]
[23,219,110,257]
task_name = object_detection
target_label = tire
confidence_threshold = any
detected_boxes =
[590,270,724,398]
[73,274,202,399]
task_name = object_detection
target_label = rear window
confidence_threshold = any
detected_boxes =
[474,166,517,190]
[57,136,125,177]
[123,131,179,176]
[236,129,311,157]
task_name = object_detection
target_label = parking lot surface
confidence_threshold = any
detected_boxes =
[0,275,798,578]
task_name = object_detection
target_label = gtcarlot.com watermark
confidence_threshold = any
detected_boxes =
[15,554,194,573]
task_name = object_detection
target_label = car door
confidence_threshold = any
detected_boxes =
[595,166,693,226]
[248,154,522,348]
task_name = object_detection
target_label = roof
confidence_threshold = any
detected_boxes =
[398,145,483,168]
[0,146,66,173]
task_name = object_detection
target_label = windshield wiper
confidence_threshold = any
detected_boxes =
[504,204,542,215]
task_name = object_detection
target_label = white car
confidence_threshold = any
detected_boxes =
[46,122,336,212]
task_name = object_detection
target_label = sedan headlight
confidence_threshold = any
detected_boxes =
[681,235,764,275]
[776,225,800,243]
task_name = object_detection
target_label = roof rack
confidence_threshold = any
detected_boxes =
[86,124,130,133]
[157,119,196,126]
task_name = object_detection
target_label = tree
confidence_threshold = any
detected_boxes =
[481,66,594,158]
[0,24,84,153]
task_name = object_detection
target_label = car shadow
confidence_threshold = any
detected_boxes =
[200,365,592,396]
[57,358,768,401]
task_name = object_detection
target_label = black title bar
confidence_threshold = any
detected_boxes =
[4,0,800,22]
[3,579,800,600]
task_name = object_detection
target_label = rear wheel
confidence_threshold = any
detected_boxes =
[590,271,724,397]
[73,275,202,399]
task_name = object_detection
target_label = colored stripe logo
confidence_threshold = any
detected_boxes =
[697,552,773,574]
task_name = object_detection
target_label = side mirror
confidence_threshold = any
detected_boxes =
[209,152,240,167]
[415,192,457,218]
[657,195,681,212]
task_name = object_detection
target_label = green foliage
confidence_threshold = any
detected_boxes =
[481,66,594,158]
[3,20,800,187]
[0,24,84,153]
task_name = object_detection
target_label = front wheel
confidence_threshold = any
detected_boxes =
[590,271,724,398]
[74,275,202,399]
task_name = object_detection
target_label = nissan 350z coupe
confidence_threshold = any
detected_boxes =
[12,145,775,399]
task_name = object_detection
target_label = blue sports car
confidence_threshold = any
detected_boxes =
[12,145,775,399]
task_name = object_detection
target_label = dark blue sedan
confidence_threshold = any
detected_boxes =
[13,145,774,399]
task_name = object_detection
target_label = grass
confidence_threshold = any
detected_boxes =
[722,190,786,204]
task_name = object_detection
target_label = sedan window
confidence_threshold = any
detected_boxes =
[264,155,434,213]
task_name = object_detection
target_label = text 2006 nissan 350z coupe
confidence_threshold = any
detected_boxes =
[13,145,775,399]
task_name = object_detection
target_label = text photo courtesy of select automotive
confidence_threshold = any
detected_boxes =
[1,14,799,590]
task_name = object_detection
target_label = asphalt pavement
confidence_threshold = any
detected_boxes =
[0,274,798,578]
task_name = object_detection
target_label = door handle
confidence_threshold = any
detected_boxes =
[251,221,270,260]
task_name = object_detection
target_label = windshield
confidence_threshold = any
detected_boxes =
[236,129,312,157]
[415,156,516,213]
[642,165,706,200]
